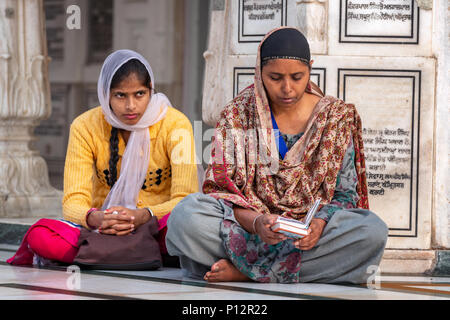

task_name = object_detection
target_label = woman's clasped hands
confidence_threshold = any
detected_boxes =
[87,206,150,236]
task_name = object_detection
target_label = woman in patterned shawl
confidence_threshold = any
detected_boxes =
[166,27,388,284]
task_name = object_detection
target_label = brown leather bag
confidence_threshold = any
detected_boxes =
[73,216,162,270]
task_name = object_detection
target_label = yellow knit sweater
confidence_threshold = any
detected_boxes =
[63,106,199,228]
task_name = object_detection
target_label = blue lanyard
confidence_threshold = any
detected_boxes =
[270,109,288,159]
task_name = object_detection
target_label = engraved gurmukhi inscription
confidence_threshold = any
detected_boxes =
[338,69,421,237]
[238,0,287,43]
[339,0,419,44]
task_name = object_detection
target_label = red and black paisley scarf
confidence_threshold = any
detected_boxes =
[203,27,369,219]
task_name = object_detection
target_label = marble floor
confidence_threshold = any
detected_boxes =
[0,245,449,301]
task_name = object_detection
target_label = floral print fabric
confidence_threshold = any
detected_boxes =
[220,139,359,283]
[220,205,302,283]
[279,132,360,222]
[221,219,301,283]
[316,137,360,222]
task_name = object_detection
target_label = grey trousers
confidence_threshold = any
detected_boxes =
[166,193,388,284]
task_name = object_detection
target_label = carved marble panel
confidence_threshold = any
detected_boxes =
[328,0,432,56]
[311,55,436,249]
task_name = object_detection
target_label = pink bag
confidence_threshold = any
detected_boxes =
[7,219,80,265]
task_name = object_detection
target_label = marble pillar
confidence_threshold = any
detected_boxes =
[0,0,62,218]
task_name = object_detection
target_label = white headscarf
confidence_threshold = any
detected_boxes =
[97,49,169,210]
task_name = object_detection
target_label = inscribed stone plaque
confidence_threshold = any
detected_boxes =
[233,67,255,97]
[87,0,113,63]
[339,0,419,44]
[44,0,66,61]
[238,0,288,43]
[310,68,326,95]
[338,69,420,238]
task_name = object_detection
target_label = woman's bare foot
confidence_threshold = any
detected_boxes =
[204,259,251,282]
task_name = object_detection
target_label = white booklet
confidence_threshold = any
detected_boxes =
[271,199,321,239]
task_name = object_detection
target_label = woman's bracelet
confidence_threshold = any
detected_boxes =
[86,207,98,230]
[144,207,154,217]
[252,214,263,234]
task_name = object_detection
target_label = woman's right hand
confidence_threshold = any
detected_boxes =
[254,214,287,245]
[233,207,287,245]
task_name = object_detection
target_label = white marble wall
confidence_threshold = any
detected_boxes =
[202,0,449,255]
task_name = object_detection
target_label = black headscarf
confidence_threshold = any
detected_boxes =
[260,28,310,65]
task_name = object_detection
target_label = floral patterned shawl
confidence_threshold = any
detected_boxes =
[203,27,369,220]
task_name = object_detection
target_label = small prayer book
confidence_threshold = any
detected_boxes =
[271,199,321,239]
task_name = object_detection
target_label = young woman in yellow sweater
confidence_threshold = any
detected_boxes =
[8,50,198,267]
[63,50,199,235]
